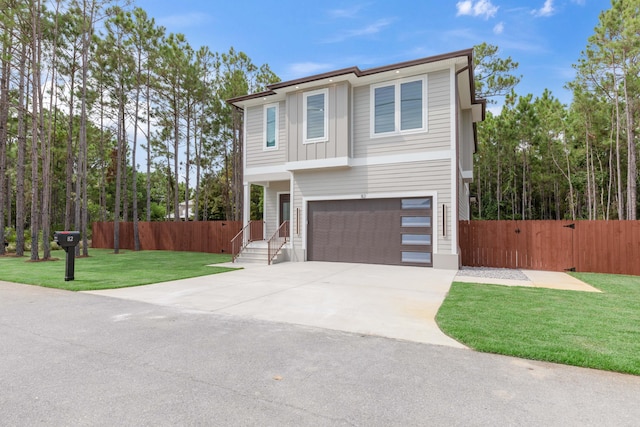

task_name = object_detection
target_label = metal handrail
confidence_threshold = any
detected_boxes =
[231,220,255,263]
[267,221,289,265]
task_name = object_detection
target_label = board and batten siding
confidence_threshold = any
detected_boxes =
[291,159,453,254]
[287,83,351,163]
[352,69,451,158]
[245,102,287,169]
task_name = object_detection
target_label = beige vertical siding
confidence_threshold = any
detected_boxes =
[286,83,351,163]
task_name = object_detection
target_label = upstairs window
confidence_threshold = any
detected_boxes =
[303,89,328,143]
[374,85,395,134]
[371,77,427,137]
[264,104,278,149]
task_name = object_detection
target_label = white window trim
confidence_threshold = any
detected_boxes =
[303,88,329,144]
[263,103,279,151]
[370,76,428,138]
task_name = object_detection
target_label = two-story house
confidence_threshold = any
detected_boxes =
[228,48,485,269]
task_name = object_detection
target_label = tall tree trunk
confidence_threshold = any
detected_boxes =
[184,103,190,222]
[99,83,106,222]
[17,48,29,256]
[0,37,12,255]
[113,101,124,254]
[623,75,637,220]
[497,146,502,220]
[614,83,624,219]
[42,0,63,260]
[0,42,8,256]
[173,93,180,221]
[77,0,94,256]
[65,62,76,230]
[585,123,593,220]
[194,106,202,222]
[223,141,230,220]
[145,68,151,222]
[132,47,142,250]
[122,135,128,223]
[30,0,42,261]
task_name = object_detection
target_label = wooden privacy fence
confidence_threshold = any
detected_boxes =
[92,221,264,254]
[459,220,640,276]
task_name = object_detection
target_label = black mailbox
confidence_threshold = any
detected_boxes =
[54,231,81,281]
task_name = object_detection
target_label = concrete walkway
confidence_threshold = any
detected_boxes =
[455,269,601,292]
[86,262,465,348]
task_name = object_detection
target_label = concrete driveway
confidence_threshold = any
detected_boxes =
[86,262,464,348]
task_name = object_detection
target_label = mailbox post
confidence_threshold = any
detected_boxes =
[54,231,81,281]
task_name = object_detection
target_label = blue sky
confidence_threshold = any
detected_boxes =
[134,0,607,110]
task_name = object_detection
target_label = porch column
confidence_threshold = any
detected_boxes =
[243,183,250,242]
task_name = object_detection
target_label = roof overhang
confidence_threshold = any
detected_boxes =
[228,48,487,115]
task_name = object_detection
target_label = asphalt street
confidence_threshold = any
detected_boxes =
[2,280,639,426]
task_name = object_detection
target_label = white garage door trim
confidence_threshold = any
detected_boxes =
[302,191,438,255]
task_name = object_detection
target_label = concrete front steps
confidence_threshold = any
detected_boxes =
[234,240,288,265]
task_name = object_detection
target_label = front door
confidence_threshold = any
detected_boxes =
[278,193,290,237]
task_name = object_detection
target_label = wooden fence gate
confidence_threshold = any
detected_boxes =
[459,220,640,276]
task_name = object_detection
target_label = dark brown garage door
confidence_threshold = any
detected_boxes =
[307,197,433,266]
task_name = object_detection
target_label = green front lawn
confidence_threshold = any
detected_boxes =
[436,273,640,376]
[0,249,236,291]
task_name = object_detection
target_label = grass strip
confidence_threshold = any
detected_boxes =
[0,249,236,291]
[436,272,640,376]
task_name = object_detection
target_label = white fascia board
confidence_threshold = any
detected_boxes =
[285,156,351,171]
[350,150,452,167]
[244,165,290,184]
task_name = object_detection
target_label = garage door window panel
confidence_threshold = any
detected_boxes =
[401,216,431,227]
[402,198,431,209]
[402,234,432,246]
[402,251,432,264]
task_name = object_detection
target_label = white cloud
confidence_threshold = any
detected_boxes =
[287,62,334,77]
[493,22,505,34]
[322,18,393,43]
[328,4,367,19]
[533,0,555,17]
[456,1,473,15]
[456,0,499,19]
